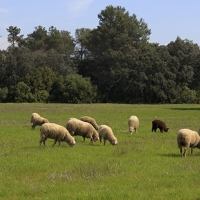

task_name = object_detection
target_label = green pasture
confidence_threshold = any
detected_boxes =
[0,103,200,200]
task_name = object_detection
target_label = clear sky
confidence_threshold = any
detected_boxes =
[0,0,199,50]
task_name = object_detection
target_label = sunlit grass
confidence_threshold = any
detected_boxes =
[0,103,200,199]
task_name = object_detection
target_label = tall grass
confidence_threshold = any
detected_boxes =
[0,103,200,199]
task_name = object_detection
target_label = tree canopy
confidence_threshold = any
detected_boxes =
[1,5,200,103]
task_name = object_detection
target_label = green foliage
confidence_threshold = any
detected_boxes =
[25,26,75,55]
[45,26,75,54]
[2,5,200,104]
[34,90,49,103]
[49,74,99,103]
[13,82,34,102]
[0,87,8,102]
[6,26,24,48]
[173,85,198,103]
[63,75,97,103]
[49,76,65,102]
[1,103,200,199]
[87,5,150,59]
[74,28,91,61]
[167,37,198,87]
[26,26,48,50]
[83,5,152,102]
[25,66,57,93]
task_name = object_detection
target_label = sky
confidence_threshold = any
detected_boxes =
[0,0,200,50]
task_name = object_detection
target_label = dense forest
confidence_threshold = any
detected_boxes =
[1,5,200,104]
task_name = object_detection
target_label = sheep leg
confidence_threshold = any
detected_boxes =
[179,147,183,157]
[52,139,58,147]
[58,139,64,146]
[99,136,102,143]
[39,138,46,146]
[103,138,106,145]
[82,136,86,142]
[191,148,194,155]
[32,123,36,129]
[40,133,47,146]
[57,136,63,146]
[90,137,94,143]
[39,139,43,146]
[183,147,187,157]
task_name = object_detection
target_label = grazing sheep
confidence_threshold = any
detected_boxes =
[40,123,76,147]
[66,118,99,143]
[31,112,49,129]
[152,119,169,132]
[177,128,200,157]
[128,116,139,134]
[98,125,118,145]
[80,116,99,130]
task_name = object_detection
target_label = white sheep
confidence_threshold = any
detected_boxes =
[177,128,200,157]
[40,123,76,147]
[31,112,49,129]
[66,118,99,143]
[80,116,99,130]
[98,125,118,145]
[128,115,139,134]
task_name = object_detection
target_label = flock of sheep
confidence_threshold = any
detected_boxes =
[31,113,118,148]
[31,113,200,158]
[129,116,200,158]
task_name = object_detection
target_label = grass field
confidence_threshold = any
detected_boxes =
[0,103,200,200]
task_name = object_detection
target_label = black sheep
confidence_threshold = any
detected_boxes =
[152,119,169,133]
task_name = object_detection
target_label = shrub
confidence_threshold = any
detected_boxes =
[14,82,34,102]
[0,87,8,102]
[50,74,98,103]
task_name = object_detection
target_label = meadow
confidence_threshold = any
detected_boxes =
[0,103,200,200]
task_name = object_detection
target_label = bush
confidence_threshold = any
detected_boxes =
[34,90,49,102]
[0,87,8,102]
[49,74,99,103]
[173,86,197,103]
[63,74,98,103]
[14,82,34,102]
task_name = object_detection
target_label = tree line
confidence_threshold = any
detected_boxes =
[1,5,200,103]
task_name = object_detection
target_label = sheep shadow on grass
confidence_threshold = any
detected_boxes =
[168,107,200,111]
[159,152,200,157]
[158,153,181,158]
